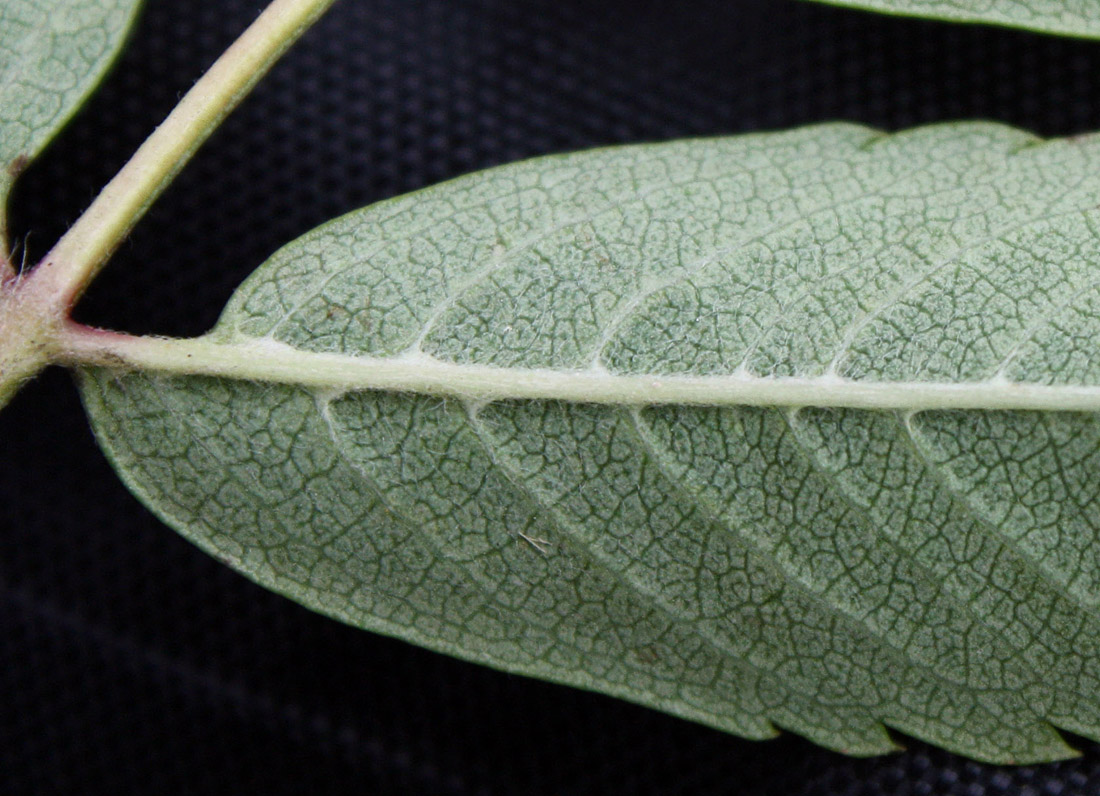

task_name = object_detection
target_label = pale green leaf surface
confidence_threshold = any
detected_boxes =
[79,123,1100,762]
[0,0,142,247]
[803,0,1100,38]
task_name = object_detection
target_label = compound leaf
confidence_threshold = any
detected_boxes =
[802,0,1100,39]
[0,0,143,249]
[79,123,1100,762]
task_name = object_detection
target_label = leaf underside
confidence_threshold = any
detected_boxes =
[80,122,1100,763]
[803,0,1100,38]
[0,0,143,248]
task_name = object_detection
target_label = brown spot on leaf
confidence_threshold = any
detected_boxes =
[633,645,660,665]
[7,154,30,180]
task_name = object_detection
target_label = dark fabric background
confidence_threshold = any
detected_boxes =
[5,0,1100,793]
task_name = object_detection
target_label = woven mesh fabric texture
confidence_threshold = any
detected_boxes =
[5,0,1100,793]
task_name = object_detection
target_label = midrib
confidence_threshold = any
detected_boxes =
[62,329,1100,412]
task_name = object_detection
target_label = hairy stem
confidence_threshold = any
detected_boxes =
[58,324,1100,413]
[0,283,54,408]
[25,0,338,311]
[0,0,338,409]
